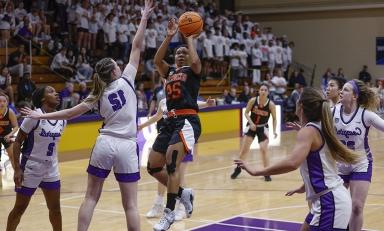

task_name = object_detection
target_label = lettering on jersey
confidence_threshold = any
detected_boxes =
[252,107,269,116]
[336,127,362,138]
[168,72,187,82]
[39,128,62,140]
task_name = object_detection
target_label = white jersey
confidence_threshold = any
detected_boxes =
[159,98,168,119]
[333,104,370,160]
[85,63,137,139]
[300,122,344,200]
[20,108,66,162]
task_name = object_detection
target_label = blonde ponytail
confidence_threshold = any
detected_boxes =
[320,101,359,164]
[84,73,107,105]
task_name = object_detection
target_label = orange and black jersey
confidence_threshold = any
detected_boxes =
[0,108,13,136]
[165,66,200,111]
[250,97,271,126]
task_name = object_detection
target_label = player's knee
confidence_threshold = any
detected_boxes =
[166,150,178,175]
[146,162,163,176]
[352,200,364,215]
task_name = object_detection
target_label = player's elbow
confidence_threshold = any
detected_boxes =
[287,160,300,170]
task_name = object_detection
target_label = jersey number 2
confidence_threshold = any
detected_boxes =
[108,90,126,111]
[166,82,181,100]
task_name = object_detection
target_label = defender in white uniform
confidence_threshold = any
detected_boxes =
[235,87,358,230]
[18,108,66,195]
[21,1,155,230]
[7,86,65,231]
[333,79,384,231]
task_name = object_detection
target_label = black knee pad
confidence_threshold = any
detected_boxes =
[147,162,163,176]
[166,150,178,174]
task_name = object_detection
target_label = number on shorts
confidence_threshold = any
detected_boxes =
[108,90,126,111]
[166,82,181,100]
[340,140,356,150]
[47,142,55,156]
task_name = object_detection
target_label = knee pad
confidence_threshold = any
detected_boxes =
[147,162,163,176]
[166,150,178,174]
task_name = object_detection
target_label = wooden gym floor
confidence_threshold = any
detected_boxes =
[1,129,383,230]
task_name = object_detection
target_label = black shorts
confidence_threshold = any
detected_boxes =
[152,115,201,154]
[77,27,88,33]
[0,137,11,149]
[244,125,268,143]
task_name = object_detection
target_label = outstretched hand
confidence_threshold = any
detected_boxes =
[20,107,43,120]
[167,18,178,37]
[286,121,302,131]
[285,186,305,196]
[234,159,258,176]
[141,0,155,20]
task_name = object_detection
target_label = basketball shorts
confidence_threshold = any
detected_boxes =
[305,186,351,230]
[244,125,268,143]
[337,153,373,183]
[152,115,201,156]
[87,135,140,183]
[15,156,60,196]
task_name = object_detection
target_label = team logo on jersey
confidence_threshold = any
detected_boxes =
[335,118,339,123]
[336,127,362,138]
[39,128,62,140]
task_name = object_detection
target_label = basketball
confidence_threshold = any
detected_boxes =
[178,11,203,37]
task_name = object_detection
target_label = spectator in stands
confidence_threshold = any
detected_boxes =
[229,42,241,86]
[239,44,248,79]
[88,5,99,51]
[260,39,269,67]
[59,82,79,109]
[103,13,117,59]
[17,72,36,103]
[286,83,304,121]
[76,47,93,82]
[0,2,15,47]
[14,2,27,25]
[268,40,276,75]
[225,87,238,104]
[337,67,345,78]
[77,81,89,102]
[145,22,158,61]
[321,68,334,94]
[50,47,76,80]
[136,82,148,113]
[27,8,42,37]
[0,65,14,105]
[270,69,287,100]
[15,16,33,40]
[203,30,214,79]
[251,42,262,85]
[76,0,90,50]
[117,15,130,63]
[7,44,31,80]
[56,0,69,34]
[288,68,306,88]
[238,82,252,103]
[358,65,372,86]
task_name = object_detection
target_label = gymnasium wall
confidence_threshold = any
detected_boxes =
[260,15,384,84]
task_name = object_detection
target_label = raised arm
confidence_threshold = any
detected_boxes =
[364,110,384,131]
[129,0,154,69]
[154,18,178,77]
[185,36,201,75]
[21,102,90,120]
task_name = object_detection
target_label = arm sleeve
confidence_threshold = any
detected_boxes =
[363,110,384,131]
[20,117,39,134]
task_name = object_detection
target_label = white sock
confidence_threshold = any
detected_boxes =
[154,194,164,205]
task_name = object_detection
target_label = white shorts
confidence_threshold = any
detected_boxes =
[305,186,351,230]
[87,135,140,182]
[337,153,372,183]
[16,157,60,196]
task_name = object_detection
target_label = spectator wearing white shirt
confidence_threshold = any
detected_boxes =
[270,69,287,100]
[145,22,158,61]
[66,0,78,43]
[154,15,167,47]
[117,15,130,62]
[239,44,248,79]
[76,1,90,50]
[251,43,262,85]
[275,41,283,69]
[229,43,241,86]
[212,28,225,78]
[14,2,27,25]
[50,47,75,80]
[202,30,214,79]
[88,5,100,50]
[260,39,269,67]
[268,40,276,75]
[0,4,15,47]
[103,13,117,58]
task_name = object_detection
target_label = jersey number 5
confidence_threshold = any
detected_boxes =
[47,142,55,156]
[108,90,126,111]
[166,82,181,100]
